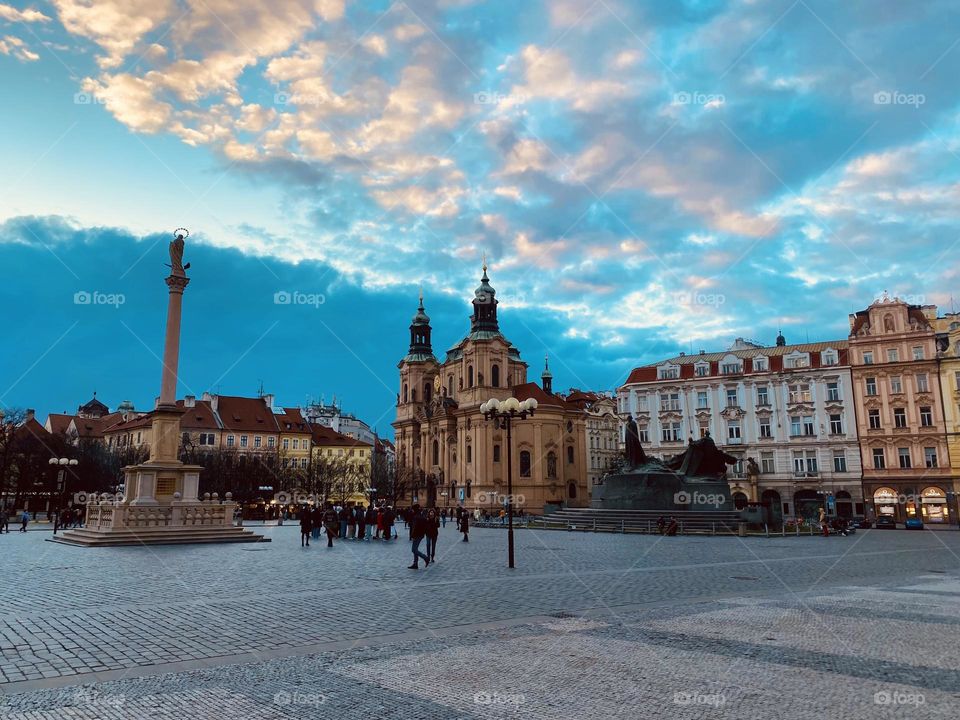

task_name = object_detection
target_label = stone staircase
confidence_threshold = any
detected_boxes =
[48,525,270,547]
[529,508,744,535]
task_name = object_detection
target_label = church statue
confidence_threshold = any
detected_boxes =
[168,232,189,277]
[624,414,647,469]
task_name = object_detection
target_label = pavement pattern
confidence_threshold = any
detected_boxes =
[1,523,959,718]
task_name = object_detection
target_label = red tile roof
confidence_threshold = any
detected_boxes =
[311,424,372,447]
[15,418,52,443]
[215,396,280,434]
[46,414,75,436]
[177,400,220,430]
[278,407,311,434]
[513,382,578,410]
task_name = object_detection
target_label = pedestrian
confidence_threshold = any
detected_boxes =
[312,505,322,541]
[461,510,469,542]
[425,508,439,562]
[323,503,338,547]
[366,504,377,540]
[455,507,462,532]
[20,510,29,532]
[441,508,447,529]
[299,506,312,547]
[338,505,349,538]
[347,505,357,540]
[383,506,395,541]
[0,506,8,534]
[656,516,666,535]
[356,505,366,540]
[666,517,678,536]
[408,506,430,569]
[375,506,384,539]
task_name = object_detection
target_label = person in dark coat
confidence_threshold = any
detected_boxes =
[366,505,377,540]
[323,503,339,547]
[425,508,440,562]
[299,506,312,547]
[408,506,430,569]
[383,506,395,541]
[338,505,349,538]
[311,505,323,540]
[666,517,678,536]
[356,505,366,540]
[460,510,469,542]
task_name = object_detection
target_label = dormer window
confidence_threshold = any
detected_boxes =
[821,350,838,366]
[659,365,679,380]
[694,363,709,377]
[785,354,809,369]
[721,362,742,375]
[753,357,768,371]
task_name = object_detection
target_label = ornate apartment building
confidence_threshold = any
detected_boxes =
[618,336,864,522]
[849,298,956,523]
[566,390,620,488]
[392,266,589,513]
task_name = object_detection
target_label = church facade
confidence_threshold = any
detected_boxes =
[392,265,589,514]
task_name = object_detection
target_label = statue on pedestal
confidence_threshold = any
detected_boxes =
[624,415,647,469]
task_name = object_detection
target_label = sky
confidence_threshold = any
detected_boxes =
[1,0,959,436]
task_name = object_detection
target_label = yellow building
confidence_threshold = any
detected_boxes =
[277,407,313,473]
[311,424,372,506]
[933,313,960,476]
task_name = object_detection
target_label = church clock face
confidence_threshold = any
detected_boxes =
[434,375,441,393]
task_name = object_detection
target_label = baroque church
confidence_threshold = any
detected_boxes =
[392,263,588,514]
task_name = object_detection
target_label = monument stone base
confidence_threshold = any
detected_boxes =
[591,471,735,512]
[51,460,269,547]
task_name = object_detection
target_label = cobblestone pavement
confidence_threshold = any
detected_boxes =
[1,526,959,718]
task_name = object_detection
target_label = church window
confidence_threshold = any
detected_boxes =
[519,451,531,477]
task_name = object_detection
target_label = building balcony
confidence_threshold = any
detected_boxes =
[792,471,820,479]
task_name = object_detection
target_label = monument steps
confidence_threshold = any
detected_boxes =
[533,508,744,534]
[48,526,270,547]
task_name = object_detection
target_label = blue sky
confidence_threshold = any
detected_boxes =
[2,0,959,434]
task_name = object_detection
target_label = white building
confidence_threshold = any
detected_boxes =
[618,337,864,522]
[566,390,620,489]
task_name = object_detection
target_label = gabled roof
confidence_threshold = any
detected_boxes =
[46,413,75,436]
[15,418,51,443]
[277,407,311,434]
[102,413,152,433]
[72,412,122,439]
[215,396,280,434]
[177,399,220,430]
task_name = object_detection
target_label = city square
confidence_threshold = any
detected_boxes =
[2,527,959,718]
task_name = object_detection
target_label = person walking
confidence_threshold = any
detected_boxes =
[299,506,312,547]
[323,503,339,547]
[311,505,322,541]
[20,510,29,532]
[441,508,447,529]
[0,507,8,534]
[408,506,430,569]
[338,505,349,539]
[425,508,440,562]
[356,505,366,541]
[460,510,469,542]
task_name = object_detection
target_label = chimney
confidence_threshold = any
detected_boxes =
[26,409,35,421]
[201,391,213,402]
[679,351,685,357]
[263,393,275,409]
[184,395,196,408]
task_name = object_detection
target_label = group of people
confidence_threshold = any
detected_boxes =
[298,504,401,548]
[0,508,50,533]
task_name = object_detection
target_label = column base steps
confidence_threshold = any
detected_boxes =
[47,526,271,547]
[531,508,744,534]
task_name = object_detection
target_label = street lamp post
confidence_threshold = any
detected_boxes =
[48,457,78,534]
[481,396,537,569]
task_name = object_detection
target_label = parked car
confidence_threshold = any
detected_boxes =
[875,516,897,529]
[904,517,925,530]
[854,517,872,529]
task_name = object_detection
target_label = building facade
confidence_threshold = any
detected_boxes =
[392,267,589,514]
[849,298,956,523]
[619,336,864,523]
[566,390,620,489]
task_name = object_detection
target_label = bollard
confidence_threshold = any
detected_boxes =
[621,519,625,534]
[764,523,769,538]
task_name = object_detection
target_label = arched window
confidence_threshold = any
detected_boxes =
[411,388,417,402]
[493,444,501,462]
[519,451,531,477]
[568,482,577,499]
[547,451,557,478]
[566,420,573,434]
[403,383,408,403]
[424,383,432,403]
[884,314,895,332]
[468,365,474,387]
[733,492,748,510]
[567,446,574,464]
[432,440,439,465]
[466,444,472,463]
[491,364,500,387]
[448,375,454,397]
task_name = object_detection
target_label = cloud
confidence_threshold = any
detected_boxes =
[0,34,39,61]
[0,4,50,23]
